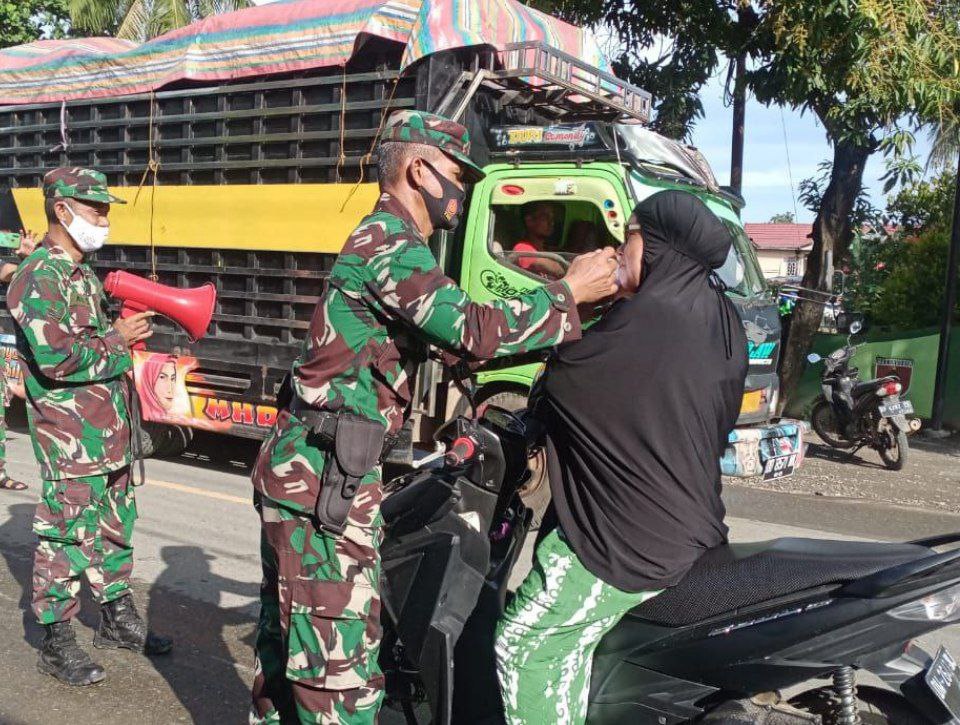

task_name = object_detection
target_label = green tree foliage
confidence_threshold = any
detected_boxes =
[69,0,251,42]
[797,160,882,231]
[844,233,906,320]
[0,1,69,47]
[872,229,954,328]
[843,170,956,327]
[769,212,795,223]
[885,170,957,235]
[535,0,754,140]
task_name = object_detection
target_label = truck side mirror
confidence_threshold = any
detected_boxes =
[835,312,866,335]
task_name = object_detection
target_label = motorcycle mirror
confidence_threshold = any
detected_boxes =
[849,320,863,335]
[807,353,822,364]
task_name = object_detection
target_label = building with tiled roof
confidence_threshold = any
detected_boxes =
[744,223,814,279]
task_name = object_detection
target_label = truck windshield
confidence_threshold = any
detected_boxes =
[718,221,767,298]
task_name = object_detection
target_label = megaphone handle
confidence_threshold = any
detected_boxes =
[119,301,149,352]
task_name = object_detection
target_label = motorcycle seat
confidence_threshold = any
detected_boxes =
[630,537,930,627]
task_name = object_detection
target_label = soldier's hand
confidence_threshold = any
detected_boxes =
[561,247,618,305]
[8,379,25,400]
[16,230,38,259]
[114,311,155,347]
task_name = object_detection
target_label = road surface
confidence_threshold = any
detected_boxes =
[0,428,958,724]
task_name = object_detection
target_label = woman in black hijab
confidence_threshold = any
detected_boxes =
[496,190,748,725]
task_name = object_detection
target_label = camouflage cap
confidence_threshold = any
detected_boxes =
[380,110,486,183]
[42,167,126,205]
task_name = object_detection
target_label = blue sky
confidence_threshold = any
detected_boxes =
[690,72,934,224]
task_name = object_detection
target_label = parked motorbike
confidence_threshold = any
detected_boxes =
[807,314,920,470]
[378,369,960,724]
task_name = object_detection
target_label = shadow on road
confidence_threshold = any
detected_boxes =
[0,510,260,721]
[147,545,259,722]
[0,503,104,647]
[172,431,261,476]
[805,442,886,470]
[0,502,40,645]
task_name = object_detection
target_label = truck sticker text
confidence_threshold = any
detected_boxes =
[197,397,278,429]
[491,124,597,149]
[480,269,533,298]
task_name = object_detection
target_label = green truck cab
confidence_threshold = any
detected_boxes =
[427,122,806,485]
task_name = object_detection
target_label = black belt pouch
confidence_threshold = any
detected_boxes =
[315,413,386,537]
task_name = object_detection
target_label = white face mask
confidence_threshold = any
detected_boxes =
[62,203,109,253]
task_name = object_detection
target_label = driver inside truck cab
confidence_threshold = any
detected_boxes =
[510,201,566,279]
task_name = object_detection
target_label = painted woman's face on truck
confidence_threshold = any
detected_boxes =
[154,362,177,412]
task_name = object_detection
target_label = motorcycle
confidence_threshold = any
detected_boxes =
[378,369,960,724]
[807,313,920,470]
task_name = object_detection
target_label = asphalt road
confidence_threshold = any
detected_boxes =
[0,428,958,724]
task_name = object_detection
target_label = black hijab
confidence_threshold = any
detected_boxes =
[540,190,748,592]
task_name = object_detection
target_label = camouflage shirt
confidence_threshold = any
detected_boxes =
[252,192,581,513]
[7,238,132,480]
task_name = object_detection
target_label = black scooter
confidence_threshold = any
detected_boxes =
[807,315,920,471]
[379,398,960,724]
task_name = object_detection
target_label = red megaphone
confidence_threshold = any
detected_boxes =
[103,270,216,350]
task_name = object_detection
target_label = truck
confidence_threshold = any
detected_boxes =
[0,0,804,492]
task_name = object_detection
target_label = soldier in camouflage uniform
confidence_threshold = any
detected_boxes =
[250,111,619,724]
[0,230,39,491]
[7,168,172,687]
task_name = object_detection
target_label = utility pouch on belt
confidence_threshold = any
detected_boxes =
[316,413,386,537]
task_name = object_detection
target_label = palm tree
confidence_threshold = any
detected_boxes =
[929,117,959,171]
[69,0,253,42]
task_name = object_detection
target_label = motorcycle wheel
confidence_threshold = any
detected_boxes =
[790,685,931,724]
[876,420,909,471]
[811,399,855,450]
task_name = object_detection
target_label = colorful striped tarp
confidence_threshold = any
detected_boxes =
[0,0,608,106]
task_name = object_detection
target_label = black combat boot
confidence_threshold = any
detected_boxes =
[37,621,106,686]
[94,594,173,655]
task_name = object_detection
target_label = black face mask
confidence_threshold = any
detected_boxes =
[417,159,466,232]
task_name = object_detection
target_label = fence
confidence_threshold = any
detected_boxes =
[785,325,960,427]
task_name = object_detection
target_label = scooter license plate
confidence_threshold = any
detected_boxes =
[924,646,960,719]
[762,451,799,481]
[879,400,914,417]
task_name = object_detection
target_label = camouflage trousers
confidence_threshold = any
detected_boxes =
[32,467,137,624]
[250,486,384,725]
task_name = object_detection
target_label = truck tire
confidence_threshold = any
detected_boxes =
[137,421,194,460]
[477,390,552,530]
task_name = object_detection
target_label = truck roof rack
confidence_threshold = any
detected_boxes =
[433,41,652,124]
